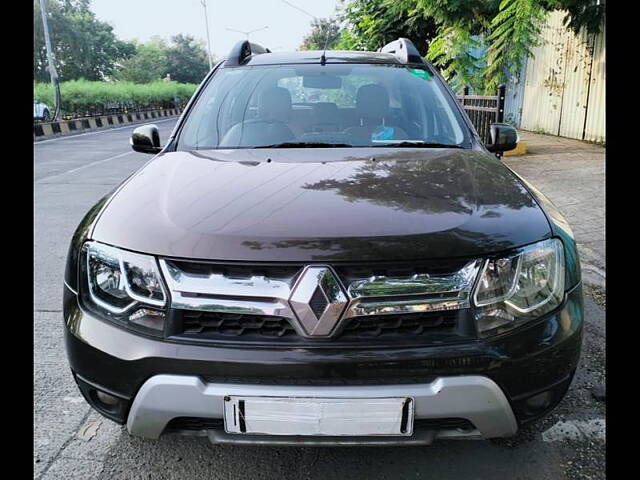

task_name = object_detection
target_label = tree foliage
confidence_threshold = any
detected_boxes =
[166,34,210,83]
[427,26,486,92]
[300,18,342,50]
[410,0,499,30]
[544,0,606,35]
[485,0,547,92]
[117,35,210,84]
[35,1,211,85]
[337,0,438,53]
[332,0,604,94]
[34,0,135,82]
[116,38,168,84]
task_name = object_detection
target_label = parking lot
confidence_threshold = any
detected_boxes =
[34,121,605,480]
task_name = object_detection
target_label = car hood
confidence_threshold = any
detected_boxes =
[92,148,551,262]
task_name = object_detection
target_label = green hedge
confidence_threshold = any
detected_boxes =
[34,79,198,116]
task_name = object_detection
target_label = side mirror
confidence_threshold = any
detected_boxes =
[130,124,162,154]
[486,123,518,153]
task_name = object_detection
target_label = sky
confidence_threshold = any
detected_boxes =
[90,0,340,58]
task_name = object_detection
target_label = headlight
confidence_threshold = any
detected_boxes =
[473,238,565,337]
[80,241,167,334]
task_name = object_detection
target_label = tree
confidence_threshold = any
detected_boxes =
[543,0,606,35]
[166,34,211,84]
[337,0,438,53]
[485,0,547,92]
[116,38,168,84]
[34,0,135,82]
[300,18,342,50]
[485,0,605,92]
[337,0,605,93]
[115,35,210,84]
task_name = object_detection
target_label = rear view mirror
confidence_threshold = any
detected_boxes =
[486,123,518,153]
[303,74,342,89]
[130,124,162,154]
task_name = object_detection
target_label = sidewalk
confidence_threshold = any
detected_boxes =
[504,131,605,287]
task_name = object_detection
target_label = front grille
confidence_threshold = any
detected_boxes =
[164,258,477,346]
[341,312,457,339]
[181,311,297,339]
[173,309,462,344]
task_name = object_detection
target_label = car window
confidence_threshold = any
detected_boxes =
[178,64,469,149]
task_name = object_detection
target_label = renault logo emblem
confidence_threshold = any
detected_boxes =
[288,266,348,337]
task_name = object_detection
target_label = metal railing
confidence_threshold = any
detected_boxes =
[456,84,506,145]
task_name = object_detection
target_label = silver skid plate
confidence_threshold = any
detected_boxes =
[224,396,414,436]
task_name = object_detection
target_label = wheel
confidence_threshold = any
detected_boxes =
[42,109,51,122]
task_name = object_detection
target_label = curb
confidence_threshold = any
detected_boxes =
[33,108,182,142]
[503,141,528,157]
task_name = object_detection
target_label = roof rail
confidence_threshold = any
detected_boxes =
[379,38,425,65]
[224,40,271,67]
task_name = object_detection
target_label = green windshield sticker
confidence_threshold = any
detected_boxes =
[408,68,432,80]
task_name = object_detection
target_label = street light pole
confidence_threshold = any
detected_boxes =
[200,0,213,69]
[39,0,61,121]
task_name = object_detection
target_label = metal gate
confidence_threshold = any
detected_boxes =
[520,11,605,143]
[457,85,505,145]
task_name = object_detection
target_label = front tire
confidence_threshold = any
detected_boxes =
[42,109,51,122]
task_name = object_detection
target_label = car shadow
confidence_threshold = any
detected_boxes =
[97,426,566,480]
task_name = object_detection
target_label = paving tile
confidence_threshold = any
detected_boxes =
[506,130,605,274]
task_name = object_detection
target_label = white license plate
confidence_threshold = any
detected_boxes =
[223,396,413,436]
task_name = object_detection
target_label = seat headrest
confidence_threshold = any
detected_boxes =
[356,84,389,120]
[258,87,292,121]
[313,102,339,122]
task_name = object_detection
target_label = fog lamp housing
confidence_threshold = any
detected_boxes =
[73,373,131,424]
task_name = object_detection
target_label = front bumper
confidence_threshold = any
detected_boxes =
[64,283,583,442]
[127,374,516,443]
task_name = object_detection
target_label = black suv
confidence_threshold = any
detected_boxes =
[64,39,583,445]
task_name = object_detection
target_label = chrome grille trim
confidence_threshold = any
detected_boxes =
[160,259,298,319]
[158,258,482,338]
[343,260,482,320]
[346,261,480,299]
[344,296,469,319]
[171,295,294,319]
[160,261,295,298]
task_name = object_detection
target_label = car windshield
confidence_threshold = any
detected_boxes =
[177,63,469,150]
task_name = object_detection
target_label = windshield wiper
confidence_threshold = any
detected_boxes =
[254,142,353,148]
[373,142,463,148]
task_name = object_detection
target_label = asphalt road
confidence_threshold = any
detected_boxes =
[34,121,606,480]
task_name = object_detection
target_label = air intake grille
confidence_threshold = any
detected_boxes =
[181,311,296,339]
[341,311,457,339]
[174,309,461,344]
[164,417,224,433]
[414,418,475,430]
